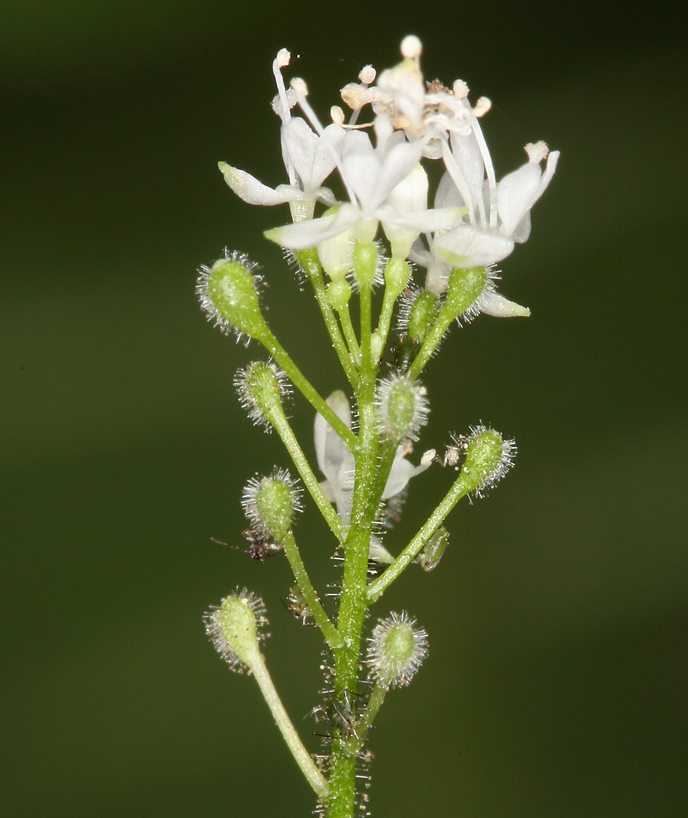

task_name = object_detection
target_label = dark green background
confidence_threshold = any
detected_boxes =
[2,2,687,816]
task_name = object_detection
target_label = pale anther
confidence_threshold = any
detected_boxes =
[358,65,376,85]
[400,35,422,60]
[275,48,291,69]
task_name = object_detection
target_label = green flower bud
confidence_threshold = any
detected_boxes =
[407,289,442,344]
[352,241,379,289]
[383,258,411,300]
[417,526,449,572]
[367,612,428,689]
[205,589,267,672]
[235,361,290,429]
[442,266,487,323]
[327,278,352,311]
[451,425,516,497]
[376,374,429,442]
[242,468,302,543]
[197,252,268,341]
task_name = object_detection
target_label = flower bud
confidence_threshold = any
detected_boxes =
[327,278,352,311]
[453,425,516,497]
[406,289,441,344]
[197,252,267,341]
[242,468,302,542]
[417,526,449,571]
[376,374,429,442]
[442,266,487,324]
[317,209,355,281]
[383,257,411,300]
[352,241,378,289]
[235,361,290,429]
[367,612,428,689]
[205,589,267,672]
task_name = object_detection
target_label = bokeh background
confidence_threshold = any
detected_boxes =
[2,2,687,816]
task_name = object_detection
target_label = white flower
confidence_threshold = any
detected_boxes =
[219,49,344,223]
[265,96,463,256]
[314,391,430,528]
[431,138,559,270]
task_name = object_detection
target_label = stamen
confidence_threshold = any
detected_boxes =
[470,117,497,229]
[290,78,359,206]
[440,136,475,225]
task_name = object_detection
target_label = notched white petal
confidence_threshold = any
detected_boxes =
[219,163,294,206]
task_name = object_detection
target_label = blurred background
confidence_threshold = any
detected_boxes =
[2,2,687,816]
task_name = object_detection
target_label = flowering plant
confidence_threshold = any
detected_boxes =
[198,35,558,817]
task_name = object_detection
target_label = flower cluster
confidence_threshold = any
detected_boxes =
[221,34,558,315]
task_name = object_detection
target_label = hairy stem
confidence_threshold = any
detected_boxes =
[296,249,360,388]
[282,531,344,649]
[259,327,358,450]
[367,467,475,603]
[251,653,330,799]
[269,408,348,542]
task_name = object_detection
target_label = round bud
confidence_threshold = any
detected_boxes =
[197,251,267,341]
[442,266,487,323]
[417,526,449,572]
[452,425,516,497]
[367,611,428,689]
[317,209,356,281]
[352,241,379,289]
[327,278,352,311]
[242,468,302,542]
[205,589,267,672]
[376,374,429,442]
[383,258,411,300]
[235,361,290,429]
[398,287,441,345]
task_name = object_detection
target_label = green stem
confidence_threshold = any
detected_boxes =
[296,250,360,388]
[372,283,397,366]
[346,684,386,755]
[407,311,453,381]
[250,653,330,799]
[359,283,373,374]
[269,408,348,542]
[336,303,361,366]
[259,327,358,451]
[327,367,380,818]
[282,531,344,650]
[367,467,475,603]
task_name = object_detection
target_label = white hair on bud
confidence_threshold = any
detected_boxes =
[234,360,291,430]
[367,611,428,689]
[241,467,303,537]
[204,588,268,673]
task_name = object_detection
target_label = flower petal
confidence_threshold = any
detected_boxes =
[478,290,531,318]
[219,163,294,206]
[265,205,359,250]
[433,224,514,268]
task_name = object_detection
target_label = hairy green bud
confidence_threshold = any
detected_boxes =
[235,361,290,428]
[376,374,429,442]
[205,589,267,672]
[367,612,428,689]
[242,468,302,542]
[442,266,487,323]
[197,252,267,340]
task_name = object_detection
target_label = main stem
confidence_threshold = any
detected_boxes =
[326,272,384,818]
